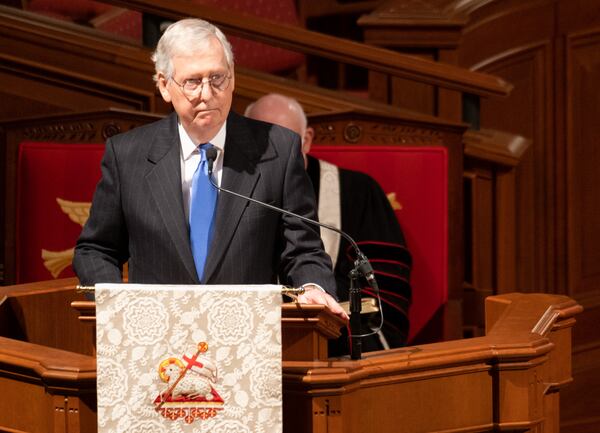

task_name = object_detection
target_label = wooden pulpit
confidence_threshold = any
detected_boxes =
[0,278,582,433]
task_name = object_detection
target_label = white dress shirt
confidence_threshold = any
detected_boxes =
[179,121,226,221]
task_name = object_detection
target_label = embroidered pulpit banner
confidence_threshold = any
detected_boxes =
[95,284,283,433]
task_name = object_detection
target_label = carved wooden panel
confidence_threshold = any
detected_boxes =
[474,43,553,294]
[566,28,600,297]
[18,120,137,143]
[456,0,556,294]
[562,32,600,429]
[311,120,446,146]
[457,3,600,430]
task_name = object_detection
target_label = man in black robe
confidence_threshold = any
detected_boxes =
[245,94,412,353]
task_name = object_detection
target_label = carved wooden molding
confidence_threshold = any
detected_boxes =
[101,122,124,140]
[19,120,142,142]
[463,128,530,168]
[313,121,446,145]
[23,122,98,142]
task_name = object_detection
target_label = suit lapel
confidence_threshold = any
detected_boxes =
[145,113,199,283]
[203,113,267,282]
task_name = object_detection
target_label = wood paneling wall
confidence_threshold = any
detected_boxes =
[460,14,600,431]
[560,17,600,433]
[460,1,556,295]
[360,0,600,430]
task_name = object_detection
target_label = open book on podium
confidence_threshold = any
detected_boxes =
[0,278,582,433]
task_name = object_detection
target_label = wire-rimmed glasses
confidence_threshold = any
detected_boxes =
[170,73,231,97]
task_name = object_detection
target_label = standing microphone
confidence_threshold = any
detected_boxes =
[205,147,380,360]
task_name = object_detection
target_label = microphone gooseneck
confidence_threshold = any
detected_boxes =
[205,148,381,360]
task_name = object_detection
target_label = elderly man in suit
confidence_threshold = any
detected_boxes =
[73,18,346,319]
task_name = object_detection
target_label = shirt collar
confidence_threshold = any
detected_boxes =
[179,120,227,161]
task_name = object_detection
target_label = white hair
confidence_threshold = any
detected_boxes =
[151,18,234,82]
[245,93,308,135]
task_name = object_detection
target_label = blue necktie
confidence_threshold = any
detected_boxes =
[189,143,217,282]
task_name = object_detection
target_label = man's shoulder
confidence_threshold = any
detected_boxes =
[232,111,299,142]
[335,164,394,207]
[228,111,300,158]
[338,165,380,189]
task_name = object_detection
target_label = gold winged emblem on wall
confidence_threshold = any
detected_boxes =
[41,198,91,278]
[387,192,402,210]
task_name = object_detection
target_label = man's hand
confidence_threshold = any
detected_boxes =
[297,285,349,321]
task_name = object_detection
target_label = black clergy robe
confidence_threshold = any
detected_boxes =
[306,155,412,354]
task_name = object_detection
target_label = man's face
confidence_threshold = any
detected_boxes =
[157,37,234,143]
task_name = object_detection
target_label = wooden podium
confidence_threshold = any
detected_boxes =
[0,278,581,433]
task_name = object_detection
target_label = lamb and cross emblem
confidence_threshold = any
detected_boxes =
[154,342,224,424]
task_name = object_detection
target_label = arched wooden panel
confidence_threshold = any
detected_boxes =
[471,43,553,294]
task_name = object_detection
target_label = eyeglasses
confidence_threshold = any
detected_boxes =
[170,74,231,97]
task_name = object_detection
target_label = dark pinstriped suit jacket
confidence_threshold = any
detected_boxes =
[73,111,337,297]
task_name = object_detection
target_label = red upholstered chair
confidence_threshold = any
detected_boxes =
[309,145,448,343]
[15,141,104,283]
[2,110,160,285]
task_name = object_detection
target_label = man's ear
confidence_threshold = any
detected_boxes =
[302,126,315,155]
[157,73,172,103]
